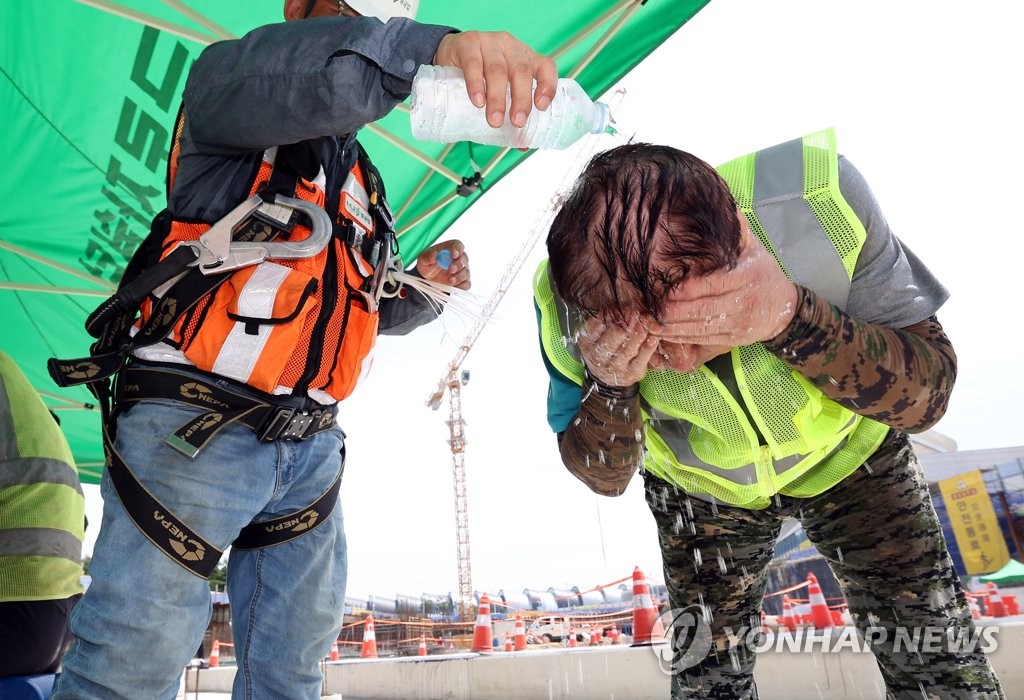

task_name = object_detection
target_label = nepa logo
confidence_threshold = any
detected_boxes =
[152,298,178,327]
[266,509,319,534]
[195,412,223,432]
[154,510,206,562]
[179,382,229,408]
[652,606,714,674]
[170,537,206,562]
[64,361,101,380]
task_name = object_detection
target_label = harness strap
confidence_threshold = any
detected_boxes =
[119,366,339,457]
[105,365,345,577]
[231,461,343,551]
[104,421,344,578]
[103,423,222,578]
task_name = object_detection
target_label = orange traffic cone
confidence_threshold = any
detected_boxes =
[589,624,601,645]
[503,631,513,652]
[780,596,796,633]
[208,639,220,668]
[806,574,834,629]
[471,594,493,652]
[630,566,665,645]
[566,622,577,648]
[609,623,621,644]
[986,583,1006,618]
[418,633,427,656]
[360,615,378,658]
[329,638,340,661]
[513,613,528,651]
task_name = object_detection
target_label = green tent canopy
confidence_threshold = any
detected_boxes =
[1,0,710,483]
[980,558,1024,586]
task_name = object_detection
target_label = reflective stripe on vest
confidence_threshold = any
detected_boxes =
[534,129,889,508]
[0,352,84,601]
[139,140,382,402]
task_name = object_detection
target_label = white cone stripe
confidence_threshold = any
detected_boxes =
[634,593,653,609]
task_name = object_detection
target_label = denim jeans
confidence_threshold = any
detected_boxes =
[54,395,347,700]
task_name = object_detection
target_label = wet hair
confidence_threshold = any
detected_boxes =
[546,143,741,323]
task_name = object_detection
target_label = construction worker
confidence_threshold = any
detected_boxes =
[0,350,85,678]
[534,132,1004,697]
[51,2,556,699]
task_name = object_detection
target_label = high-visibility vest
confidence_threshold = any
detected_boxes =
[136,130,384,403]
[535,129,889,508]
[0,350,85,601]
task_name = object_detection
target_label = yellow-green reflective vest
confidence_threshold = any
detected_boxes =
[534,129,889,509]
[0,350,85,601]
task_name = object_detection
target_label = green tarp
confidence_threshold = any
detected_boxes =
[1,1,709,483]
[980,558,1024,586]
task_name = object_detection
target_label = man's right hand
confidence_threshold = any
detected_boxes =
[432,31,558,129]
[577,313,659,388]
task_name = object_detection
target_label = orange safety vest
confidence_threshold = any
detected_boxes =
[136,128,387,403]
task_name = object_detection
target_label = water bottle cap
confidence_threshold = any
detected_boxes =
[590,101,611,134]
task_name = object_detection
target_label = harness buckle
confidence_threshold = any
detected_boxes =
[258,406,333,443]
[190,194,334,276]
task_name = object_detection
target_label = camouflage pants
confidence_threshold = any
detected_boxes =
[644,430,1004,699]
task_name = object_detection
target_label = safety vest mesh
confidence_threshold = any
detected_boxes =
[535,129,889,508]
[0,351,84,601]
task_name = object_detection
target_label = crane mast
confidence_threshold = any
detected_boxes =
[425,90,625,619]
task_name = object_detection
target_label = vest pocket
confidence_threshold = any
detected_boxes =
[321,243,380,400]
[181,262,321,393]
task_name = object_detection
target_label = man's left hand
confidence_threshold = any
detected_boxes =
[416,240,471,290]
[652,215,797,347]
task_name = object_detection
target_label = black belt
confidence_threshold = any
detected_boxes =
[118,364,339,458]
[105,364,344,578]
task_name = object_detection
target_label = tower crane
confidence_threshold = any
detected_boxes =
[424,90,625,619]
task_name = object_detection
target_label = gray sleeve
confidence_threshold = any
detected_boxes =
[183,16,455,153]
[378,268,442,335]
[840,155,949,327]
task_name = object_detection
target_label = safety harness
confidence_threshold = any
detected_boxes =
[50,115,400,577]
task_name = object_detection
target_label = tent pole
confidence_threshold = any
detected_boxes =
[396,144,457,222]
[551,0,639,62]
[0,241,117,290]
[73,0,220,45]
[397,192,460,239]
[365,124,463,184]
[160,0,236,40]
[566,2,641,79]
[0,283,109,298]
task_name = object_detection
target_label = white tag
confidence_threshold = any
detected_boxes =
[342,193,374,233]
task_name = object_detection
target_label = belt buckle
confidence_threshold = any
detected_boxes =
[280,411,316,440]
[258,407,295,443]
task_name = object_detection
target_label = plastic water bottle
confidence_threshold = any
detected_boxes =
[410,65,611,150]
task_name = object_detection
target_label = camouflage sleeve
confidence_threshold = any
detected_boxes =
[556,375,645,496]
[763,285,957,432]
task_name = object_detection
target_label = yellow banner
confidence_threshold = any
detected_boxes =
[939,470,1010,575]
